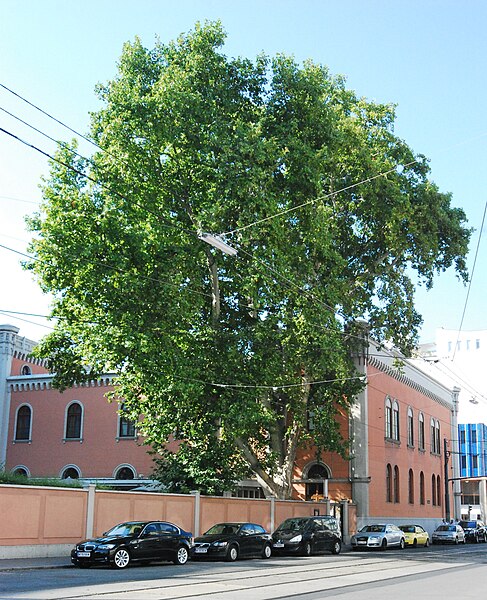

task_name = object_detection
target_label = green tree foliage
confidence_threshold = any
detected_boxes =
[26,22,470,498]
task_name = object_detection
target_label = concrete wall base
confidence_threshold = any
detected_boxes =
[0,544,72,559]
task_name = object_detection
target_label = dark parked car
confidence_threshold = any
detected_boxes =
[458,520,487,543]
[271,516,342,556]
[71,520,193,569]
[191,522,272,561]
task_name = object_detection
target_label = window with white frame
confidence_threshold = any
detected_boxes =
[15,405,32,441]
[392,401,400,441]
[65,402,83,439]
[407,407,414,447]
[418,412,425,450]
[118,404,136,438]
[385,397,392,439]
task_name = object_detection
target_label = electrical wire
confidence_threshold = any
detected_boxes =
[452,197,487,360]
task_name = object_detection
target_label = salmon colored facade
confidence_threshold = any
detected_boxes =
[0,324,461,533]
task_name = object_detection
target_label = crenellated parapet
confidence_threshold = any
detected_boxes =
[8,373,117,392]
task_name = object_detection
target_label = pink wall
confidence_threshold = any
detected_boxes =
[7,383,156,479]
[0,485,352,550]
[93,491,195,537]
[0,485,88,546]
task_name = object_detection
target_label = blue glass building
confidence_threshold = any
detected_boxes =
[458,423,487,478]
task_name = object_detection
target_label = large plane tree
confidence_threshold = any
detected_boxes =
[26,22,470,498]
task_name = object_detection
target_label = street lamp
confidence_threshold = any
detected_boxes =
[198,232,238,256]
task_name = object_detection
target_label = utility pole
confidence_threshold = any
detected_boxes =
[444,437,451,522]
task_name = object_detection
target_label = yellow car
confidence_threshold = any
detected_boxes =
[399,524,429,547]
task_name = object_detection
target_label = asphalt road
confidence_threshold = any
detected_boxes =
[2,544,487,599]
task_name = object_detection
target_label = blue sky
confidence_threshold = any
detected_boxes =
[1,0,486,344]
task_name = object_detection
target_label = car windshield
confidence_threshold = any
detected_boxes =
[204,523,240,535]
[275,518,308,532]
[105,522,146,537]
[459,521,477,528]
[360,525,386,533]
[399,526,415,533]
[436,525,455,532]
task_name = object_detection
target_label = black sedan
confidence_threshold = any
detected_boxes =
[272,516,342,556]
[191,522,272,561]
[459,520,487,543]
[71,520,193,568]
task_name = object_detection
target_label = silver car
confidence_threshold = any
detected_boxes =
[351,524,405,550]
[432,524,466,545]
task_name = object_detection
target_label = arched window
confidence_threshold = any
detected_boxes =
[437,475,441,507]
[20,364,32,375]
[15,405,32,441]
[115,465,135,480]
[408,469,414,504]
[431,418,436,453]
[420,471,425,504]
[432,474,437,505]
[61,465,80,479]
[385,397,392,439]
[418,413,425,450]
[13,466,29,477]
[386,464,392,502]
[392,401,400,441]
[393,466,400,503]
[65,402,83,439]
[407,407,414,447]
[435,420,441,455]
[118,404,136,438]
[304,463,330,501]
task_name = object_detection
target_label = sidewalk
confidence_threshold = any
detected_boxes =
[0,556,71,571]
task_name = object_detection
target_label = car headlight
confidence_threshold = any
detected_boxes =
[369,536,380,541]
[289,534,302,543]
[212,541,228,547]
[97,544,116,550]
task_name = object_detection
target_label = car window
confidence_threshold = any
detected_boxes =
[239,524,254,535]
[143,523,159,535]
[276,518,307,532]
[205,523,239,535]
[361,525,386,533]
[253,524,266,534]
[105,522,146,537]
[160,522,178,534]
[311,520,323,532]
[399,526,414,533]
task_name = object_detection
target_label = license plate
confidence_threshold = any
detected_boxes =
[357,541,366,545]
[195,547,208,553]
[273,542,284,548]
[77,551,91,557]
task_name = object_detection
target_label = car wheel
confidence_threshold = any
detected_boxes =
[413,539,417,548]
[331,540,341,555]
[380,539,387,551]
[226,545,239,562]
[302,541,312,557]
[261,543,272,559]
[455,537,459,545]
[174,545,189,565]
[112,548,131,569]
[425,538,429,547]
[399,538,405,550]
[463,537,466,544]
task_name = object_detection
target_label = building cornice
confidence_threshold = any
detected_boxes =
[368,351,453,410]
[7,373,117,392]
